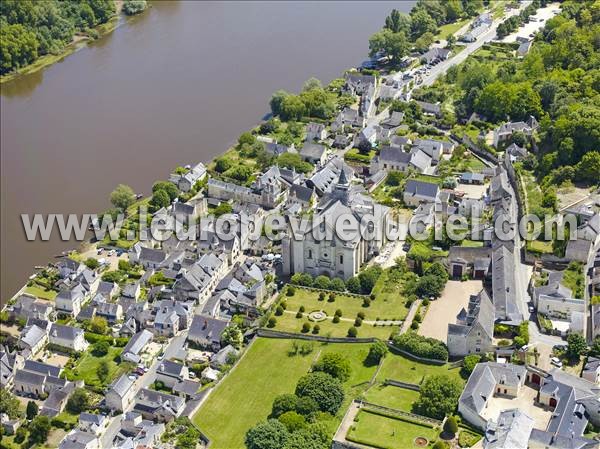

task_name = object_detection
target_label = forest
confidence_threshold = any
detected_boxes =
[0,0,116,75]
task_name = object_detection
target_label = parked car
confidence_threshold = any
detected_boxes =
[551,357,563,368]
[528,305,535,313]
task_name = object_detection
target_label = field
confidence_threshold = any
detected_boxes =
[193,338,379,449]
[24,285,57,300]
[347,410,440,449]
[376,349,464,386]
[272,287,406,338]
[62,346,125,387]
[363,384,419,412]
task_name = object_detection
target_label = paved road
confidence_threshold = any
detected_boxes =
[417,3,531,88]
[100,332,188,447]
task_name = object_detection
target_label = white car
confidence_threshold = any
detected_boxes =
[551,357,563,368]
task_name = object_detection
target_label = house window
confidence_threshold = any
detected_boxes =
[308,250,312,259]
[340,255,344,264]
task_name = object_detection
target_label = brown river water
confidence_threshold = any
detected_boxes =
[0,1,414,301]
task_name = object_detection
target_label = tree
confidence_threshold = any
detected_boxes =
[590,336,600,357]
[347,326,358,337]
[271,394,298,418]
[295,396,319,417]
[245,419,290,449]
[150,189,170,210]
[330,278,346,291]
[92,340,110,356]
[415,375,463,419]
[238,131,256,147]
[462,355,481,376]
[313,352,352,382]
[366,341,388,365]
[89,316,108,335]
[221,324,243,349]
[214,202,233,217]
[415,274,445,298]
[214,157,233,173]
[346,277,361,294]
[28,415,50,445]
[26,400,38,420]
[0,23,38,74]
[444,416,459,436]
[282,424,330,449]
[66,388,90,414]
[357,139,372,155]
[122,0,147,15]
[385,9,411,34]
[368,29,410,66]
[302,77,322,92]
[414,31,435,53]
[576,151,600,184]
[566,333,587,360]
[278,411,306,432]
[0,390,21,420]
[280,95,306,121]
[277,153,313,174]
[270,90,289,117]
[295,372,345,415]
[152,181,179,201]
[410,9,438,38]
[84,257,100,270]
[97,360,110,383]
[313,275,331,290]
[110,184,136,211]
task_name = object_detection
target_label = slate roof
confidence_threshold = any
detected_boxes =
[459,362,526,415]
[188,315,228,346]
[49,323,84,342]
[289,184,314,204]
[484,409,534,449]
[122,330,153,361]
[448,289,494,339]
[404,180,439,200]
[299,143,326,161]
[24,359,61,377]
[492,245,522,324]
[109,374,135,399]
[20,324,47,349]
[157,360,186,378]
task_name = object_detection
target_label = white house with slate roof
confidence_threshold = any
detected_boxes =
[484,409,534,449]
[447,290,494,357]
[55,283,87,318]
[121,329,153,364]
[492,116,539,147]
[106,374,136,412]
[49,323,88,352]
[19,323,48,357]
[187,314,229,351]
[403,180,439,207]
[132,388,185,422]
[169,162,207,192]
[156,360,188,388]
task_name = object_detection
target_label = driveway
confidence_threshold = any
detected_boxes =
[419,280,483,341]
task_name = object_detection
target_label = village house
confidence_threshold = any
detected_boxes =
[79,413,109,436]
[492,116,539,147]
[582,357,600,384]
[121,329,153,364]
[169,162,207,192]
[96,281,119,299]
[305,122,327,141]
[0,346,24,389]
[132,388,185,423]
[264,141,296,157]
[460,12,492,42]
[156,360,189,388]
[48,323,88,352]
[299,142,327,165]
[94,301,123,324]
[415,100,442,117]
[152,299,193,337]
[106,374,137,412]
[187,314,229,351]
[113,412,165,449]
[13,360,65,398]
[18,323,48,358]
[447,289,494,357]
[58,429,99,449]
[330,107,365,133]
[55,283,87,318]
[420,47,451,65]
[403,180,439,207]
[10,294,53,321]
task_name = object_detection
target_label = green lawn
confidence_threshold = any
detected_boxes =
[193,338,378,449]
[562,262,584,299]
[347,410,440,449]
[63,347,125,387]
[272,287,405,338]
[461,240,484,248]
[435,17,471,40]
[527,240,553,254]
[376,350,464,386]
[24,285,57,300]
[364,384,419,412]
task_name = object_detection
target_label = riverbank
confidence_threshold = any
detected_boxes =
[0,0,141,84]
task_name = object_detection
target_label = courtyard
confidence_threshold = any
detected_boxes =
[418,280,483,342]
[480,384,552,430]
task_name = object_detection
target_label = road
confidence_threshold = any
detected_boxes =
[417,2,531,88]
[100,331,188,447]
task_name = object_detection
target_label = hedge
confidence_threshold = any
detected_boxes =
[392,332,448,361]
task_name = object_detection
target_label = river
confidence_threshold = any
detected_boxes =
[0,1,414,301]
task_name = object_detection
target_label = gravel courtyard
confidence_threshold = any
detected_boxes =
[419,280,483,342]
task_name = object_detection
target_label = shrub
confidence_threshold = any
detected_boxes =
[357,312,365,320]
[313,275,331,290]
[313,352,352,382]
[332,316,340,323]
[354,317,363,327]
[275,306,284,316]
[410,322,419,330]
[312,325,320,334]
[296,311,303,319]
[268,317,277,328]
[392,332,448,361]
[433,442,449,449]
[458,431,481,448]
[370,293,376,300]
[92,341,110,356]
[287,286,296,296]
[318,292,325,301]
[280,301,287,310]
[414,314,422,323]
[444,416,459,435]
[366,341,388,365]
[362,298,371,307]
[348,327,358,337]
[330,278,346,291]
[328,293,336,302]
[462,355,481,377]
[335,309,342,317]
[299,305,305,313]
[295,372,345,414]
[302,323,311,333]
